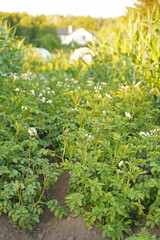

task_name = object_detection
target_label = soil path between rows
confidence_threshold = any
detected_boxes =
[0,173,109,240]
[1,172,160,240]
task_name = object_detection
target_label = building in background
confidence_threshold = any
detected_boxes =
[57,25,96,45]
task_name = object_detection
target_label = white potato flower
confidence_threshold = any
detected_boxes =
[118,161,124,167]
[121,85,129,89]
[135,82,141,88]
[125,112,131,119]
[57,81,63,86]
[139,131,150,137]
[47,100,52,103]
[30,90,35,96]
[105,93,111,98]
[150,129,159,135]
[13,73,19,80]
[28,127,37,136]
[103,110,106,116]
[85,134,92,139]
[117,169,121,174]
[41,97,46,103]
[21,106,27,110]
[139,129,159,137]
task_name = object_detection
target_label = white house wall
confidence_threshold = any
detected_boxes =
[60,35,73,44]
[61,28,93,45]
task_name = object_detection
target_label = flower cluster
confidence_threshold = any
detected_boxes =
[102,110,106,116]
[87,80,94,86]
[57,81,63,87]
[135,82,141,88]
[85,133,92,139]
[94,85,102,93]
[100,82,107,85]
[72,108,78,111]
[64,83,70,88]
[37,87,55,103]
[65,77,69,82]
[105,93,111,98]
[98,94,102,99]
[139,129,159,137]
[51,76,56,81]
[41,97,46,103]
[11,72,19,80]
[125,112,131,119]
[30,90,35,96]
[150,129,159,135]
[118,161,124,167]
[47,100,52,103]
[28,127,37,136]
[21,72,36,80]
[71,78,78,84]
[21,106,27,110]
[121,85,130,90]
[117,169,121,174]
[139,131,150,137]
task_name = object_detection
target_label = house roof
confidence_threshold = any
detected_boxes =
[89,30,97,36]
[57,28,68,35]
[57,27,97,36]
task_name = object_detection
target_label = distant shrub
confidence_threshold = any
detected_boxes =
[0,19,24,75]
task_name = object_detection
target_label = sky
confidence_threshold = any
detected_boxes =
[0,0,136,18]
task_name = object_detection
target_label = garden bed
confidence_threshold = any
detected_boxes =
[0,172,108,240]
[0,15,160,240]
[1,172,160,240]
[1,171,160,240]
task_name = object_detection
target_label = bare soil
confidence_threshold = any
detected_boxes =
[0,172,160,240]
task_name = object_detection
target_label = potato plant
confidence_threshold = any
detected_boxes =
[60,83,159,239]
[0,21,70,230]
[0,70,71,230]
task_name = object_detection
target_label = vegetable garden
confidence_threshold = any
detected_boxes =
[0,13,160,240]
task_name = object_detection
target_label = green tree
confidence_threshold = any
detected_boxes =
[34,24,61,50]
[75,16,98,31]
[57,15,76,28]
[0,19,24,75]
[127,0,160,18]
[36,33,61,51]
[134,0,159,10]
[0,12,61,51]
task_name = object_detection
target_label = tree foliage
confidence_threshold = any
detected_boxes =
[0,12,61,51]
[127,0,160,18]
[74,16,98,31]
